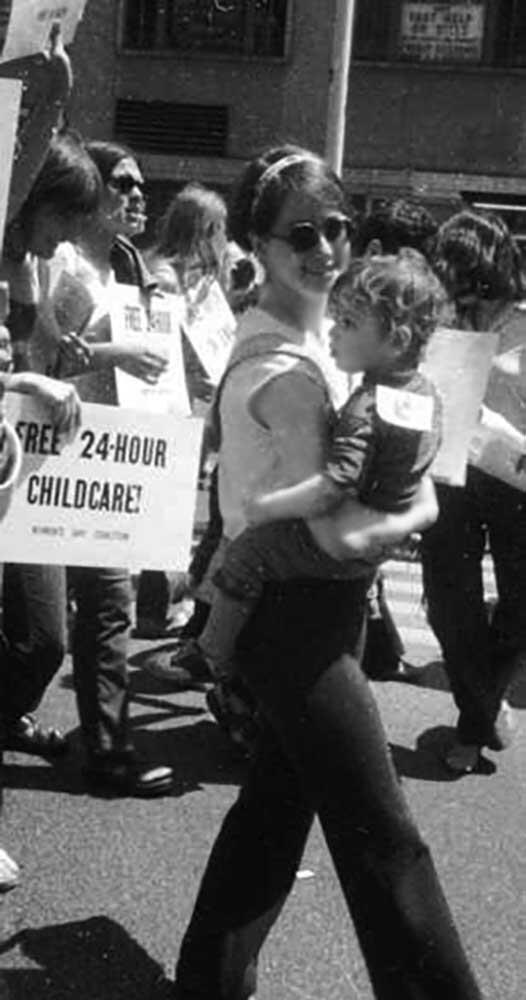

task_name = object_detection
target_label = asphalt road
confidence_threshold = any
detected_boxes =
[0,561,525,1000]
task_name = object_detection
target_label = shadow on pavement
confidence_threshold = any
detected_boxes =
[0,916,172,999]
[390,725,497,782]
[2,711,246,799]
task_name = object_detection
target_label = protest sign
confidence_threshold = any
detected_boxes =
[0,0,87,63]
[0,393,204,569]
[111,285,191,416]
[0,76,21,247]
[182,278,237,385]
[469,405,526,491]
[420,326,498,486]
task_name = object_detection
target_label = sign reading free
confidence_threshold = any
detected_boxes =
[0,393,203,569]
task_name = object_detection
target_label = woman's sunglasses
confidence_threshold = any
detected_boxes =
[108,175,145,195]
[270,216,353,254]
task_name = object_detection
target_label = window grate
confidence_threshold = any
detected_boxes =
[114,99,229,156]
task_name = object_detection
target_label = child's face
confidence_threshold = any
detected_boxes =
[329,290,397,374]
[259,190,351,304]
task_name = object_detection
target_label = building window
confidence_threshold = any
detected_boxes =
[353,0,526,68]
[122,0,289,58]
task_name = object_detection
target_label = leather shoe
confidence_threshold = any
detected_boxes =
[367,659,424,684]
[3,714,69,759]
[142,640,213,691]
[84,754,174,798]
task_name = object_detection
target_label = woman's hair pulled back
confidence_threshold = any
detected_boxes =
[229,144,348,251]
[86,139,139,185]
[21,131,102,221]
[434,208,523,302]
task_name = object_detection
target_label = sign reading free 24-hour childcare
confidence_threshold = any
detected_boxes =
[0,394,203,570]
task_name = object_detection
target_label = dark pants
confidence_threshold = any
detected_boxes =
[0,563,66,726]
[135,570,170,626]
[68,566,133,760]
[421,467,526,745]
[174,580,481,1000]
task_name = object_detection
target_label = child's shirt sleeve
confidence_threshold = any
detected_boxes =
[323,385,376,496]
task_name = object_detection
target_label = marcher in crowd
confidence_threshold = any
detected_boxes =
[0,133,87,885]
[34,138,174,797]
[352,197,441,682]
[421,208,524,774]
[172,145,483,1000]
[135,182,229,638]
[175,248,444,688]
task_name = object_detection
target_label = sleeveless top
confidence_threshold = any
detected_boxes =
[217,306,345,540]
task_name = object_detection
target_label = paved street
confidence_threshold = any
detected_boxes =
[0,558,525,1000]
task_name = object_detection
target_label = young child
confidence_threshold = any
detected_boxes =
[188,248,445,680]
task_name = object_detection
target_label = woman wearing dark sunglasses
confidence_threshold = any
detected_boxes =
[172,145,483,1000]
[30,139,174,797]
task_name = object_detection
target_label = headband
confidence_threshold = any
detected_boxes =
[252,152,320,213]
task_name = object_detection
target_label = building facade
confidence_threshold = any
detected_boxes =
[69,1,526,235]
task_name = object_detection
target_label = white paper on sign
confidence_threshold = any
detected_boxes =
[111,285,191,416]
[182,278,237,386]
[0,0,87,63]
[469,405,526,492]
[0,77,21,247]
[420,326,498,486]
[0,394,204,570]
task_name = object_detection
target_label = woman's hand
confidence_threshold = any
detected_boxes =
[115,343,169,384]
[30,375,82,438]
[53,332,92,378]
[7,372,82,439]
[318,476,438,563]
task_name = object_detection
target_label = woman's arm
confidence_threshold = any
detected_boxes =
[245,472,343,524]
[0,371,82,437]
[317,476,439,562]
[252,370,330,484]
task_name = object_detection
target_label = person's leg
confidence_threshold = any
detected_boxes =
[420,478,496,748]
[252,652,481,1000]
[482,473,526,741]
[69,565,173,796]
[69,566,133,760]
[175,581,482,999]
[135,570,171,637]
[0,563,67,756]
[175,728,314,1000]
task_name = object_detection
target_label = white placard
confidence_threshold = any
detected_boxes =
[0,77,21,247]
[182,278,237,386]
[420,326,498,486]
[111,285,191,416]
[399,3,485,63]
[0,0,87,63]
[0,394,204,569]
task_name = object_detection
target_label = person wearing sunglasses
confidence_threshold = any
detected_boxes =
[170,146,483,1000]
[30,139,174,797]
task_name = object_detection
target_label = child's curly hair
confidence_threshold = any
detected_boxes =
[434,208,522,302]
[330,248,447,366]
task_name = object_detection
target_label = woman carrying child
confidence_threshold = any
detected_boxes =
[172,147,483,1000]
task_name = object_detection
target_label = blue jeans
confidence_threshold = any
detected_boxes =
[421,467,526,745]
[174,580,481,1000]
[68,567,134,759]
[0,563,66,725]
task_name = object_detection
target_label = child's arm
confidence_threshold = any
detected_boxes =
[245,472,346,524]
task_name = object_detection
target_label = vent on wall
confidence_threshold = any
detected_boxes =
[114,100,229,156]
